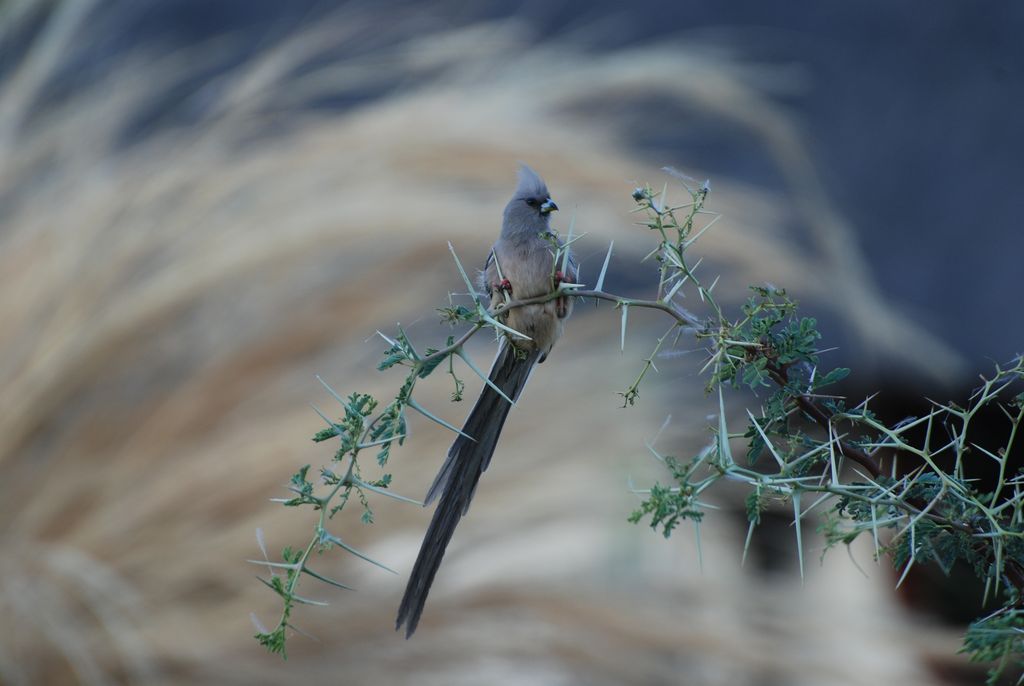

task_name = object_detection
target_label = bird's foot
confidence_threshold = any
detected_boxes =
[553,271,572,318]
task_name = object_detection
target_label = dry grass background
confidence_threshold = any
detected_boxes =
[0,4,970,685]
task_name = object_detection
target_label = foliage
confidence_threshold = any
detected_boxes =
[623,178,1024,684]
[250,230,584,655]
[252,172,1024,682]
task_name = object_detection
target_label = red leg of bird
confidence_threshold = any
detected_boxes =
[553,271,569,318]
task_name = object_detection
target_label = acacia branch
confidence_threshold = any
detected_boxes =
[764,362,882,479]
[431,283,885,480]
[497,287,702,329]
[420,286,700,368]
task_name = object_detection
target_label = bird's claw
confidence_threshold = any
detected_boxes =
[553,271,572,318]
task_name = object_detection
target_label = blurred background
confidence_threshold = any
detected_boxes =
[2,1,1022,684]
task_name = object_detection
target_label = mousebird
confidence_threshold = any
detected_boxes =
[396,164,576,638]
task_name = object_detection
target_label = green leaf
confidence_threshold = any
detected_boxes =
[741,357,769,389]
[745,490,763,525]
[815,367,850,389]
[312,426,340,442]
[417,353,448,379]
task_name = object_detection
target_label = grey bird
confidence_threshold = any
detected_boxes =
[396,164,576,638]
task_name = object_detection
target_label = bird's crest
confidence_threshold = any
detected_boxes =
[515,163,549,199]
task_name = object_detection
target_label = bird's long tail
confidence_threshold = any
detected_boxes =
[396,343,539,638]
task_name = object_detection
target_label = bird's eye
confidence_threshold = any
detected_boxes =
[525,198,537,207]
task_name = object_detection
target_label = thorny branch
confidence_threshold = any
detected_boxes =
[255,173,1024,682]
[431,282,889,481]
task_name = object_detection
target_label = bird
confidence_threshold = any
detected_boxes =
[396,164,576,638]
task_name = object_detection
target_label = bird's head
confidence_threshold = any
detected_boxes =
[503,163,558,235]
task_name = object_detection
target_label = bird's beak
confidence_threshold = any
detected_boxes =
[540,198,558,215]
